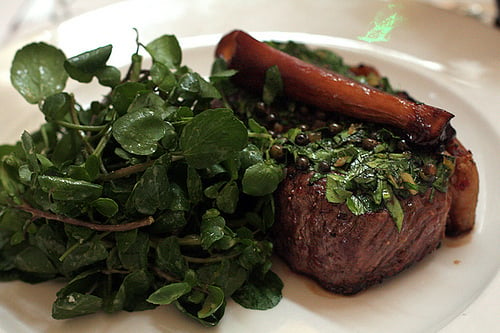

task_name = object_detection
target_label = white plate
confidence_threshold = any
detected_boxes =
[0,1,498,332]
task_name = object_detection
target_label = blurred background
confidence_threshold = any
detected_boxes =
[0,0,498,45]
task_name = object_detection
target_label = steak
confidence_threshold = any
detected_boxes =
[273,168,452,295]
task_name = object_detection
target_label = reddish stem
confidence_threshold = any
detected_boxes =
[16,203,154,232]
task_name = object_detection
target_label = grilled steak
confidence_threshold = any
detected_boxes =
[273,168,452,295]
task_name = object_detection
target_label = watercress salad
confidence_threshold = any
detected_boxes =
[1,34,283,326]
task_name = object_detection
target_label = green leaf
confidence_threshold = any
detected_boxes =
[95,66,121,87]
[179,108,247,169]
[239,144,264,170]
[129,163,170,215]
[109,270,154,312]
[216,181,239,214]
[91,198,119,217]
[186,166,203,205]
[325,173,352,204]
[41,92,72,122]
[111,82,147,115]
[198,285,224,319]
[146,35,182,69]
[32,224,66,261]
[114,229,137,253]
[10,42,67,104]
[117,231,149,271]
[382,184,404,231]
[38,175,102,201]
[197,261,247,297]
[56,269,100,298]
[155,236,187,278]
[21,131,39,173]
[262,65,283,105]
[151,62,176,92]
[242,162,282,196]
[51,130,81,166]
[200,211,225,250]
[167,183,189,211]
[52,292,103,319]
[14,246,58,274]
[112,109,168,155]
[128,92,169,119]
[84,154,100,181]
[149,210,186,234]
[64,45,119,87]
[60,240,108,274]
[147,282,191,305]
[232,270,283,310]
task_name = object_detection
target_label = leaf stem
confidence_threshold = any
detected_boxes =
[15,203,154,232]
[56,121,108,132]
[99,160,155,181]
[183,251,240,264]
[93,128,112,158]
[248,132,273,139]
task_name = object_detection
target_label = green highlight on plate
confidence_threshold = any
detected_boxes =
[358,4,404,43]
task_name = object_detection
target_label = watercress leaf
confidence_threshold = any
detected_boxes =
[186,166,203,205]
[21,131,39,173]
[14,246,58,274]
[111,82,147,115]
[128,92,169,119]
[239,144,264,170]
[203,181,225,200]
[64,45,112,83]
[38,175,102,201]
[84,154,100,181]
[216,181,239,214]
[167,183,189,211]
[117,231,149,271]
[56,269,100,298]
[198,285,224,319]
[231,270,283,310]
[147,282,191,305]
[194,73,221,99]
[155,236,187,278]
[51,130,81,166]
[151,62,176,92]
[52,292,103,319]
[10,42,67,104]
[109,270,154,312]
[129,163,170,215]
[32,224,66,261]
[197,261,248,296]
[112,109,168,156]
[60,240,108,275]
[241,162,282,197]
[41,92,72,122]
[174,298,225,327]
[262,65,283,105]
[95,65,121,87]
[180,108,247,169]
[149,210,186,234]
[91,198,119,217]
[146,35,182,69]
[200,215,225,250]
[64,224,93,242]
[114,229,137,253]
